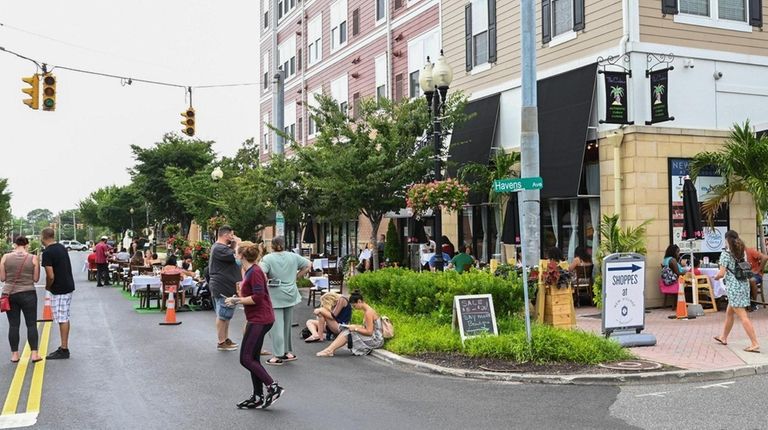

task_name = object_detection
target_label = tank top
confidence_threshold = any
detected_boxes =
[3,252,35,295]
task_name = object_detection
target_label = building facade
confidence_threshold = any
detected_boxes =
[442,0,767,305]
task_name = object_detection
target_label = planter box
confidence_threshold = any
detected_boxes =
[534,259,576,329]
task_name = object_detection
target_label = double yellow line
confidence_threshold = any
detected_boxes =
[0,321,51,426]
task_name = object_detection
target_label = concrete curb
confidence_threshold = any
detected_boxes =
[369,349,768,385]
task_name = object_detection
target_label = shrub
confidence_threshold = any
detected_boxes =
[383,219,401,266]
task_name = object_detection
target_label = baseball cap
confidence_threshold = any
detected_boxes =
[100,236,108,240]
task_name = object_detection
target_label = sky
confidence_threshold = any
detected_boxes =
[0,0,260,217]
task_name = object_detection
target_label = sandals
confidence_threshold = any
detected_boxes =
[315,350,334,357]
[279,353,298,362]
[713,336,727,346]
[304,335,321,343]
[744,346,761,353]
[266,357,284,366]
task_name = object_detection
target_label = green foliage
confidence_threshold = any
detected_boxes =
[383,219,401,265]
[592,214,650,307]
[347,268,526,322]
[79,185,147,234]
[297,277,313,289]
[191,240,210,272]
[0,179,10,236]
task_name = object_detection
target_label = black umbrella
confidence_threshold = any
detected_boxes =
[302,216,316,244]
[681,177,703,240]
[472,206,484,242]
[501,198,521,245]
[413,218,428,244]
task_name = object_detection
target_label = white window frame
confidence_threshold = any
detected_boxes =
[278,35,297,81]
[263,0,270,29]
[277,0,296,22]
[284,102,297,140]
[262,51,270,91]
[675,0,752,32]
[330,0,348,52]
[470,0,489,67]
[407,28,441,99]
[307,87,322,137]
[375,54,388,101]
[549,0,577,46]
[376,0,387,25]
[262,114,271,152]
[331,74,349,113]
[308,14,323,66]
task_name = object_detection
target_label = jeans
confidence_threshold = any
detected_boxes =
[96,263,110,285]
[6,290,39,352]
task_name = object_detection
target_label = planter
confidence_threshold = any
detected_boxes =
[534,260,575,329]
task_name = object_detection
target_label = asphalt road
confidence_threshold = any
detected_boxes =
[0,251,763,429]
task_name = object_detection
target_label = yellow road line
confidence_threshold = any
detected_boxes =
[1,340,32,415]
[26,322,51,413]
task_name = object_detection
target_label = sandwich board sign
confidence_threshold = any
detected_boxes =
[602,253,646,336]
[452,294,498,345]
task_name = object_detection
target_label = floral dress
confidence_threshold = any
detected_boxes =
[720,251,751,308]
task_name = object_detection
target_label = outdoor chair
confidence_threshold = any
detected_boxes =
[160,273,184,310]
[328,273,344,295]
[327,255,338,270]
[571,264,594,307]
[136,283,162,309]
[685,274,717,313]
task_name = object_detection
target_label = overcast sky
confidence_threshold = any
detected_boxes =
[0,0,260,217]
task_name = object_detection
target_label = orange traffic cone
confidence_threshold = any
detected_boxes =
[675,277,689,319]
[159,286,182,326]
[37,291,53,322]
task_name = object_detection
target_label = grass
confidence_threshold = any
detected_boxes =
[359,305,633,365]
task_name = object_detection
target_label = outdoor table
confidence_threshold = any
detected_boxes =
[699,267,726,298]
[130,275,194,296]
[420,252,434,269]
[307,276,329,307]
[312,258,329,271]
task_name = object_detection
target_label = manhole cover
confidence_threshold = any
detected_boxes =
[598,360,663,371]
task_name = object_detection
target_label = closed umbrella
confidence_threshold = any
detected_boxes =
[681,177,703,240]
[501,198,521,245]
[302,216,316,244]
[413,218,428,244]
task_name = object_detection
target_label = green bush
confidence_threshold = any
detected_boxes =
[347,268,526,322]
[383,219,401,265]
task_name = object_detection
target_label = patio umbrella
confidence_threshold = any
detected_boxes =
[681,177,703,240]
[302,216,316,244]
[413,218,428,243]
[501,198,521,245]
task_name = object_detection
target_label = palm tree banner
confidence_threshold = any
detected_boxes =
[602,71,630,124]
[648,69,672,124]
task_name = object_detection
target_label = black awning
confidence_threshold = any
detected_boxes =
[446,94,500,179]
[538,63,597,199]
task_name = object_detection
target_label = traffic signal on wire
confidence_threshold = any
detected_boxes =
[180,107,195,136]
[21,74,40,110]
[41,73,56,111]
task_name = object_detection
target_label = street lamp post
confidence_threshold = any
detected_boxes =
[419,51,454,271]
[130,207,134,232]
[210,167,224,238]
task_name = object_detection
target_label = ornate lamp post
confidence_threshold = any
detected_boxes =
[130,207,134,232]
[419,51,453,271]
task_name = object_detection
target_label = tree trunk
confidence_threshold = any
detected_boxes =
[368,215,382,271]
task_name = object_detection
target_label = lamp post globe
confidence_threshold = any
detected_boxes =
[432,51,454,89]
[419,60,435,94]
[211,166,224,181]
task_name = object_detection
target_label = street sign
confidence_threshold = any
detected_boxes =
[493,176,543,193]
[275,211,285,237]
[602,253,646,335]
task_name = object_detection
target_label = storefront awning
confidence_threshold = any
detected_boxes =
[446,94,500,179]
[538,63,597,199]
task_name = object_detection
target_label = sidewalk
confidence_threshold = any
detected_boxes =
[576,306,768,370]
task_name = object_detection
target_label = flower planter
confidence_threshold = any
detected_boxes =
[534,260,575,329]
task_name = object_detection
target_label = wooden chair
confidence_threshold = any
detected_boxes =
[571,264,594,307]
[327,255,338,270]
[160,273,184,310]
[328,273,344,295]
[136,283,162,309]
[685,274,717,313]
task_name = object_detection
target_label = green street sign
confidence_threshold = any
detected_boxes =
[493,177,544,193]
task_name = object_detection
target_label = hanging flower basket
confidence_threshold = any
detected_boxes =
[406,179,470,215]
[208,215,228,233]
[191,240,211,272]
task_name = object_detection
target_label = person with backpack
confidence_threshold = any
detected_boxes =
[713,230,760,353]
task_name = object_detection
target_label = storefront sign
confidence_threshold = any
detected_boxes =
[648,69,672,124]
[602,253,646,335]
[452,294,498,345]
[668,158,729,253]
[602,72,630,124]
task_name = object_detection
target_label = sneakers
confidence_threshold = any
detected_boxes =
[262,383,284,409]
[217,339,238,351]
[46,347,70,360]
[236,395,264,409]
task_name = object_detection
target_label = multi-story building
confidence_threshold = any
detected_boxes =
[442,0,767,305]
[260,0,444,256]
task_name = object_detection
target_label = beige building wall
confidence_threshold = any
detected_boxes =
[599,126,757,307]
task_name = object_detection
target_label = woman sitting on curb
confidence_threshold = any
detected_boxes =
[316,290,384,357]
[304,292,352,342]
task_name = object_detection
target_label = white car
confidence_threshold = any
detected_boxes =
[60,240,88,251]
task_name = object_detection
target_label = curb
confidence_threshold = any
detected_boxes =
[369,349,768,385]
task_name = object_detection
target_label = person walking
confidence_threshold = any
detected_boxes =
[209,225,242,351]
[224,242,284,409]
[259,236,311,365]
[94,236,111,287]
[714,230,760,353]
[41,227,76,360]
[0,236,42,363]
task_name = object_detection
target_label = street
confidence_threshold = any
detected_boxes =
[0,252,765,429]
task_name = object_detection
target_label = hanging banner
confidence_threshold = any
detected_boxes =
[602,72,630,124]
[648,69,672,124]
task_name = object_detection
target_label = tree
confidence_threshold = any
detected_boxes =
[129,133,215,236]
[0,179,11,242]
[690,120,768,251]
[26,208,53,235]
[78,185,146,234]
[298,93,469,269]
[384,219,401,265]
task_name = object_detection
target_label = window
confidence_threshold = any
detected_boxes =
[308,14,323,66]
[278,35,297,80]
[376,0,386,22]
[375,54,387,101]
[278,0,296,21]
[263,0,270,29]
[352,8,360,36]
[331,74,348,113]
[669,0,762,29]
[465,0,497,71]
[307,87,322,136]
[262,51,270,90]
[262,114,270,151]
[331,0,348,51]
[541,0,584,44]
[681,0,745,21]
[284,102,296,140]
[407,28,440,98]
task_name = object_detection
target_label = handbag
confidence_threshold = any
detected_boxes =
[660,265,678,286]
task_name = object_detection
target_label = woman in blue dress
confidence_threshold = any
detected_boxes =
[713,230,760,353]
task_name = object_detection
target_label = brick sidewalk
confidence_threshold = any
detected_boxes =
[576,306,768,370]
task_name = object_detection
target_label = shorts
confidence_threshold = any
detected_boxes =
[51,293,73,323]
[214,296,235,321]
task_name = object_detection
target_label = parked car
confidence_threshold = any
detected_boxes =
[60,240,88,251]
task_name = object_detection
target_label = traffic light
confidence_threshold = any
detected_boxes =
[42,73,56,111]
[180,107,195,136]
[21,74,40,110]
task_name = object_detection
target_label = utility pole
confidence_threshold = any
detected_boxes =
[520,0,541,267]
[73,211,77,242]
[272,0,284,155]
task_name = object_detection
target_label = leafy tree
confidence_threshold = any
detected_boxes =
[297,93,469,269]
[384,219,401,265]
[690,120,768,251]
[129,133,215,236]
[0,179,11,242]
[78,185,146,234]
